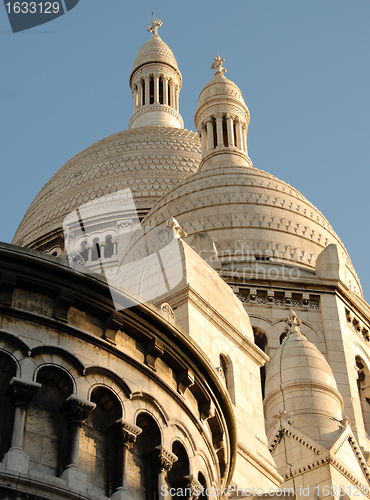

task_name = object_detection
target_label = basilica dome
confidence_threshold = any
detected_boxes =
[12,127,200,252]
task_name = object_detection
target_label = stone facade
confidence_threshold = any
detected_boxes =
[2,19,370,500]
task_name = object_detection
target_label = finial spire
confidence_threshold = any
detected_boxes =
[285,309,303,336]
[148,14,162,37]
[210,55,227,76]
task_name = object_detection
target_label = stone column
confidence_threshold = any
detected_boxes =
[200,124,207,156]
[100,242,106,260]
[109,419,142,500]
[60,395,96,492]
[163,77,169,105]
[206,119,214,151]
[242,124,248,154]
[235,118,243,150]
[137,80,143,108]
[175,86,179,112]
[4,377,41,473]
[226,114,235,147]
[144,76,150,106]
[215,113,223,147]
[170,81,175,109]
[154,75,160,104]
[152,445,177,500]
[134,87,138,112]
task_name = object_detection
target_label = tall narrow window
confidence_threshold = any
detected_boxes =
[133,413,161,500]
[219,354,236,404]
[167,441,190,499]
[92,237,100,261]
[24,366,73,476]
[222,118,228,147]
[142,79,146,106]
[159,78,164,104]
[253,328,268,399]
[0,353,16,461]
[356,356,370,436]
[81,387,122,496]
[150,77,154,104]
[213,120,217,149]
[104,235,114,259]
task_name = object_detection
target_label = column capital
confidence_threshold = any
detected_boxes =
[108,419,142,448]
[6,378,41,407]
[60,395,96,423]
[152,445,177,473]
[226,113,234,121]
[205,117,213,125]
[214,113,223,120]
[162,76,169,82]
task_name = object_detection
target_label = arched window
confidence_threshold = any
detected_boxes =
[253,328,268,399]
[356,356,370,436]
[133,413,161,500]
[167,441,190,499]
[222,117,228,147]
[80,240,88,262]
[24,366,73,476]
[159,78,164,104]
[149,77,154,104]
[219,354,236,405]
[104,235,114,259]
[81,387,122,496]
[0,352,16,460]
[91,237,100,262]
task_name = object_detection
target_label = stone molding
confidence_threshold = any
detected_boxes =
[129,105,184,129]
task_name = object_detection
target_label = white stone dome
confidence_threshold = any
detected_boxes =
[143,164,362,296]
[13,127,200,251]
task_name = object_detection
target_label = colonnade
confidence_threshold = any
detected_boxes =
[199,114,248,156]
[133,75,179,111]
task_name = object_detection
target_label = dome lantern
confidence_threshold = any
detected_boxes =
[129,18,183,129]
[194,56,252,171]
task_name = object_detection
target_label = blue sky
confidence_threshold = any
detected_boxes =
[1,1,370,300]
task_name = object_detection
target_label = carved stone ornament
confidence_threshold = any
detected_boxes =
[210,55,227,76]
[108,419,142,447]
[168,216,187,239]
[160,302,175,320]
[152,445,177,473]
[60,395,96,423]
[6,378,41,406]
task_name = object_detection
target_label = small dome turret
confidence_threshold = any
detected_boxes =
[194,56,252,171]
[264,310,343,447]
[129,18,183,129]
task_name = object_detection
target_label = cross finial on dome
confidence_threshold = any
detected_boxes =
[285,309,303,335]
[210,55,227,76]
[148,14,162,37]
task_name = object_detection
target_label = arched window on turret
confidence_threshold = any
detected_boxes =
[24,366,73,477]
[149,77,154,104]
[92,237,100,261]
[0,352,16,461]
[222,117,228,147]
[159,78,164,104]
[212,120,217,149]
[219,354,236,405]
[133,413,161,500]
[253,328,268,399]
[355,356,370,436]
[167,441,190,499]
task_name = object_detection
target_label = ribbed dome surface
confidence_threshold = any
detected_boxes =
[131,35,178,77]
[13,126,200,249]
[143,164,362,296]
